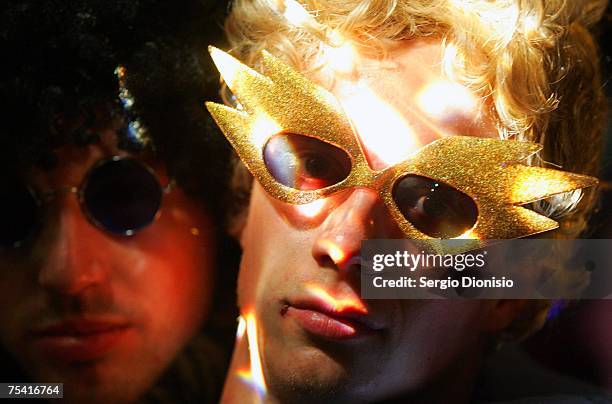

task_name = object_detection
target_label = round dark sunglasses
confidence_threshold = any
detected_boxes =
[0,157,172,248]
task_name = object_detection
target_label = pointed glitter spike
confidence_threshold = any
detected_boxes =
[260,50,308,86]
[260,50,335,98]
[206,101,285,190]
[256,49,355,143]
[205,101,251,144]
[474,205,560,240]
[209,46,269,91]
[208,46,274,114]
[406,136,598,242]
[207,47,362,156]
[204,102,257,161]
[506,165,598,205]
[205,101,276,153]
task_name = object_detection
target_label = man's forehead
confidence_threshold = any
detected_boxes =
[29,129,128,187]
[322,38,497,170]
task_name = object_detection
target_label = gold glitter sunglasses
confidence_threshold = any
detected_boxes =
[205,47,596,248]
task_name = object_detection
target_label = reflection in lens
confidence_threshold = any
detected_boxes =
[83,158,162,235]
[392,175,478,238]
[263,133,351,190]
[0,183,39,247]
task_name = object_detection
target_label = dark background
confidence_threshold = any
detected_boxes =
[522,6,612,392]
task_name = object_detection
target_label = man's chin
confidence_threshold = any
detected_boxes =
[264,343,355,401]
[28,361,156,404]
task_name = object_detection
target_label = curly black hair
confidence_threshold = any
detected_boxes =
[0,1,241,394]
[0,0,231,220]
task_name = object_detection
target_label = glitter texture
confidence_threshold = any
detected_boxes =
[205,47,597,252]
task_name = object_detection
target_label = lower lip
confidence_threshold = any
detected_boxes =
[285,306,369,340]
[32,328,132,363]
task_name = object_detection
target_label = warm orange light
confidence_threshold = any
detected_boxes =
[305,283,367,313]
[235,312,267,399]
[511,170,585,205]
[514,176,554,202]
[453,229,478,239]
[246,312,266,396]
[316,239,346,263]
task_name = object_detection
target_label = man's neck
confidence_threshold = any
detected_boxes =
[221,332,482,404]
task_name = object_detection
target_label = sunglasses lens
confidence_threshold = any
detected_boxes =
[263,133,352,190]
[0,183,39,248]
[392,175,478,238]
[83,159,162,235]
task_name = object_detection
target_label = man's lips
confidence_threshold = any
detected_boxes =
[283,296,383,340]
[28,317,133,363]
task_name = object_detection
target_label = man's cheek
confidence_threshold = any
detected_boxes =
[0,277,26,348]
[236,254,263,310]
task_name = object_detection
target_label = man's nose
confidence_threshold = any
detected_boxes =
[38,196,110,296]
[311,188,402,272]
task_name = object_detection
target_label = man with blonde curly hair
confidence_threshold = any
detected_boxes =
[209,0,609,402]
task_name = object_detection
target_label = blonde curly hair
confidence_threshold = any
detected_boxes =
[223,0,608,338]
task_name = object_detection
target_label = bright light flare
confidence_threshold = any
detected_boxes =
[272,0,313,27]
[442,43,460,82]
[296,198,327,218]
[236,315,247,340]
[315,239,346,263]
[417,81,478,122]
[340,85,419,167]
[251,114,282,149]
[323,40,356,75]
[305,283,367,313]
[511,173,577,205]
[522,14,539,38]
[452,228,479,240]
[235,312,267,399]
[246,313,266,396]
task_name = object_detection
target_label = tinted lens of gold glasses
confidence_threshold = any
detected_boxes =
[392,175,478,238]
[263,133,352,191]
